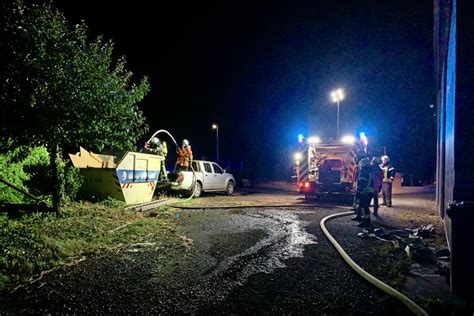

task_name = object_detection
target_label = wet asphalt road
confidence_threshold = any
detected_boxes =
[4,206,410,315]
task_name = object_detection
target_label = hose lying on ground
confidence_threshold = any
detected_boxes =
[172,201,428,315]
[320,211,428,316]
[148,130,427,315]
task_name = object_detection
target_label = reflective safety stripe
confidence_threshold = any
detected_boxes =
[348,148,356,183]
[298,158,309,183]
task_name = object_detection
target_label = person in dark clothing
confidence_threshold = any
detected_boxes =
[351,150,367,219]
[371,157,383,216]
[355,158,374,227]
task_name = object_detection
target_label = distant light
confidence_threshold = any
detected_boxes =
[307,136,321,144]
[341,135,356,144]
[294,152,302,161]
[212,124,218,129]
[331,88,345,102]
[298,134,304,144]
[359,132,368,146]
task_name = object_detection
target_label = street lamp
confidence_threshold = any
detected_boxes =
[212,123,219,163]
[330,88,345,139]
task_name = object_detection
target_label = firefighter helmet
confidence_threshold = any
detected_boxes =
[182,139,189,147]
[381,155,390,163]
[150,137,160,146]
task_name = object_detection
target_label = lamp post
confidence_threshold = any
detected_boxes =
[330,88,345,139]
[212,123,219,163]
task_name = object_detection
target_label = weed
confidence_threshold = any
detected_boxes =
[372,243,412,289]
[0,201,178,293]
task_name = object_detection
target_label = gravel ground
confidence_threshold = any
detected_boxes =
[1,185,457,314]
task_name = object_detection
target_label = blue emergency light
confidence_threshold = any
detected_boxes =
[298,134,304,144]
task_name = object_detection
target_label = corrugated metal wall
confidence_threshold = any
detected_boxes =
[435,0,455,248]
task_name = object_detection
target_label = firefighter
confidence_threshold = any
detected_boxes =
[351,151,367,218]
[355,158,374,227]
[371,157,383,216]
[144,137,168,181]
[380,155,395,207]
[176,139,193,171]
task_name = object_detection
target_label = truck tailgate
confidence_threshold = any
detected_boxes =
[171,172,196,191]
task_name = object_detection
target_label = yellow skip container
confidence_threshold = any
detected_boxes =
[69,147,164,205]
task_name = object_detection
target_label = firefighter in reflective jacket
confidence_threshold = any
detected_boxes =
[380,155,395,207]
[144,137,168,181]
[176,139,193,171]
[355,158,374,227]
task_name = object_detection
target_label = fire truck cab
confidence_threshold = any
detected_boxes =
[294,135,367,201]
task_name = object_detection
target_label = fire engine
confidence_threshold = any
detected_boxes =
[294,134,368,201]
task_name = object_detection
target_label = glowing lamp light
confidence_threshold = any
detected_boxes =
[212,124,218,129]
[294,152,302,161]
[330,88,345,103]
[307,136,321,144]
[298,134,304,144]
[341,135,356,144]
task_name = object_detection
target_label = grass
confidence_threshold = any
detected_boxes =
[0,200,179,293]
[372,243,412,289]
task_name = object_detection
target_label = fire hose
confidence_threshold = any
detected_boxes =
[173,201,428,315]
[146,130,427,314]
[146,129,197,201]
[320,211,428,316]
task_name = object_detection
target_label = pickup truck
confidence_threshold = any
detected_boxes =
[171,160,236,197]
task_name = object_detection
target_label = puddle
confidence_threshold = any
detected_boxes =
[212,209,318,283]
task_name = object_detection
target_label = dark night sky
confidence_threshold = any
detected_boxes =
[55,0,435,179]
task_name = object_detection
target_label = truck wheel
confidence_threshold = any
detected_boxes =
[225,181,235,195]
[193,182,202,198]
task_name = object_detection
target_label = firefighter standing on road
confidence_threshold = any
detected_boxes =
[371,157,383,216]
[380,155,395,207]
[176,139,193,171]
[355,158,374,227]
[351,150,368,218]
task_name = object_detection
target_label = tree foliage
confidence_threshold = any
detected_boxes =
[0,2,150,152]
[0,146,50,203]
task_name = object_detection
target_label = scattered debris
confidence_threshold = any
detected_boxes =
[404,244,436,263]
[179,235,193,251]
[412,224,435,238]
[127,242,157,252]
[357,224,441,264]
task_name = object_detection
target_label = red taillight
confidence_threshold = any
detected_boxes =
[305,182,310,188]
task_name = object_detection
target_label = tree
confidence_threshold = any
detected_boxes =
[0,2,150,209]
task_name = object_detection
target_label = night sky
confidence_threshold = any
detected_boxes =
[56,0,435,179]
